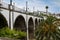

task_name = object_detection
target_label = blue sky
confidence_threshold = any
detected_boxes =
[3,0,60,13]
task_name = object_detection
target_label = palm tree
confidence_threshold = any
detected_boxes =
[35,15,60,40]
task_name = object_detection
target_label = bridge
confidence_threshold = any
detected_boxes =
[0,1,43,40]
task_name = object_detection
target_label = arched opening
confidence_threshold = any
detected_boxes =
[35,18,38,28]
[0,13,8,29]
[28,17,34,40]
[39,19,40,24]
[13,15,26,32]
[39,19,40,23]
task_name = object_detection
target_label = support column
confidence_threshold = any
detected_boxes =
[26,1,29,40]
[12,3,15,30]
[26,15,29,40]
[9,5,13,30]
[9,4,11,29]
[11,12,13,30]
[9,0,14,30]
[34,19,35,39]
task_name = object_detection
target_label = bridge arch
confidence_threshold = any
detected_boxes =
[38,19,40,25]
[35,18,38,27]
[39,19,40,23]
[28,17,34,40]
[0,13,8,28]
[13,15,26,32]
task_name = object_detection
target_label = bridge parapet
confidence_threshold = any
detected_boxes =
[0,2,41,17]
[0,2,8,9]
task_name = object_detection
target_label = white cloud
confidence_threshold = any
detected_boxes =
[53,2,60,7]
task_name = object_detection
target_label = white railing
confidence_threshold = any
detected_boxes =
[1,2,26,13]
[0,2,40,16]
[1,2,9,9]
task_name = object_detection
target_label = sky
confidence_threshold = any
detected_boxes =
[2,0,60,14]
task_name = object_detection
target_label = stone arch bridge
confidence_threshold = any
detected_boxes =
[0,2,43,40]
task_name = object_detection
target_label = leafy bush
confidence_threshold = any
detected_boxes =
[0,27,26,39]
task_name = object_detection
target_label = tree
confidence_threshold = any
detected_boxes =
[35,15,60,40]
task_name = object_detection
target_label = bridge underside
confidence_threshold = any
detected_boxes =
[28,17,34,40]
[39,19,40,23]
[35,19,38,30]
[13,15,26,32]
[0,13,8,28]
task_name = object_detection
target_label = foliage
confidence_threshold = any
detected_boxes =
[0,27,26,39]
[35,15,60,40]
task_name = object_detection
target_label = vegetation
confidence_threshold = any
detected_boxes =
[0,27,26,39]
[35,15,60,40]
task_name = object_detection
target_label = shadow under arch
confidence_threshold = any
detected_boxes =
[13,15,26,32]
[39,19,40,25]
[0,13,8,28]
[35,18,38,28]
[28,17,34,40]
[39,19,40,23]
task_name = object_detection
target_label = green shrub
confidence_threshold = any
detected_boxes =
[0,27,26,39]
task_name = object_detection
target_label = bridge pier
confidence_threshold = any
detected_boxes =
[26,18,29,40]
[9,5,14,30]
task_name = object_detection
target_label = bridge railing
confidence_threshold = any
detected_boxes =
[0,2,41,17]
[1,2,26,12]
[14,6,26,13]
[1,2,9,9]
